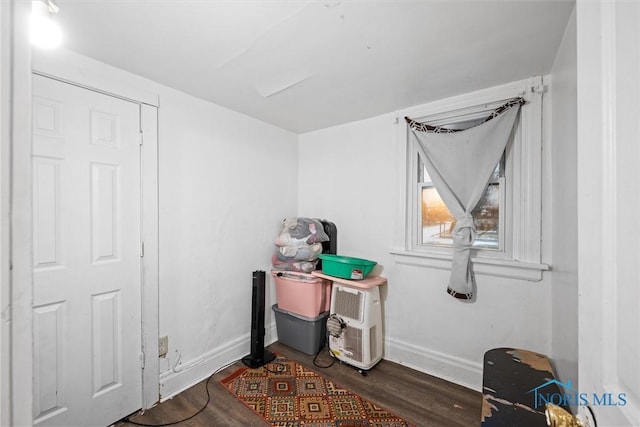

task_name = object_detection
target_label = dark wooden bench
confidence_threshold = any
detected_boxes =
[481,348,564,426]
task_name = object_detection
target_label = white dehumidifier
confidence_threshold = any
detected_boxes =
[326,283,383,372]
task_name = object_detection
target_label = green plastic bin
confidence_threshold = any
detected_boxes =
[317,254,376,280]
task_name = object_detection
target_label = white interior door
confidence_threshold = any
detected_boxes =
[577,1,640,426]
[31,74,143,426]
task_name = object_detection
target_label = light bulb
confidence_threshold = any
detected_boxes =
[30,1,62,49]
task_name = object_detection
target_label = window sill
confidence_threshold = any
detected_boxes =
[389,249,549,281]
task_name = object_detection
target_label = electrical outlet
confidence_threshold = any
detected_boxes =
[159,336,168,357]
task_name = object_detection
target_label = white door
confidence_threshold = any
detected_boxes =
[31,74,143,426]
[577,1,640,426]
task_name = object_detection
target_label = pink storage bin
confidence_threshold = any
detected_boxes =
[271,270,331,318]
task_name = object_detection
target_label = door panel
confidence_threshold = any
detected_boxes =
[32,156,63,269]
[91,162,120,263]
[32,74,142,426]
[32,302,65,420]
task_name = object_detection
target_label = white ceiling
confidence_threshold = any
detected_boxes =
[54,0,575,133]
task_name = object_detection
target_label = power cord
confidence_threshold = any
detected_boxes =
[312,345,336,369]
[312,336,336,369]
[312,316,369,376]
[313,313,345,369]
[122,358,239,427]
[263,361,287,374]
[240,355,287,374]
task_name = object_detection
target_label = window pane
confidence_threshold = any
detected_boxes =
[421,183,500,248]
[420,157,502,184]
[471,183,500,248]
[421,187,455,244]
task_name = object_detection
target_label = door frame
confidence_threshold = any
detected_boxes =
[7,2,35,426]
[577,1,640,426]
[6,9,161,422]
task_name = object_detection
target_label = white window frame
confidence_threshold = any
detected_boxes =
[391,77,549,281]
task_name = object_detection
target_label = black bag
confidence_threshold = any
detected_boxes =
[317,220,337,270]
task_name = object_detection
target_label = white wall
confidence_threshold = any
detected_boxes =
[298,104,553,390]
[549,6,579,395]
[32,49,299,400]
[0,2,9,424]
[156,85,299,397]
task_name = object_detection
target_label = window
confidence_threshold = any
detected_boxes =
[391,77,549,281]
[420,156,504,249]
[417,117,505,250]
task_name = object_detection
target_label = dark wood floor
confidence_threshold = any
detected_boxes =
[118,342,482,427]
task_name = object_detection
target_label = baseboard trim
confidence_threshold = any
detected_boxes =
[384,337,483,392]
[158,329,481,399]
[159,321,278,401]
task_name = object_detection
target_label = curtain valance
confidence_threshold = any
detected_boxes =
[404,97,525,133]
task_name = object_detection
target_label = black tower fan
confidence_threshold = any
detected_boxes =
[242,270,275,368]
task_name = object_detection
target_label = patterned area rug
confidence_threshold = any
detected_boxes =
[220,356,414,426]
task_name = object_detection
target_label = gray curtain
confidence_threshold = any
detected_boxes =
[406,99,523,300]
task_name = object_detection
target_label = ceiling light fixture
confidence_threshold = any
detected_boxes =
[31,0,62,49]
